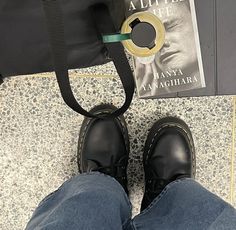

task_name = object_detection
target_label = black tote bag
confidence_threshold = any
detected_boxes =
[1,0,236,116]
[0,0,135,118]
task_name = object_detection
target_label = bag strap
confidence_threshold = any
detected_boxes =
[0,74,3,85]
[42,0,135,118]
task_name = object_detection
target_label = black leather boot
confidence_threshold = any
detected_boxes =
[141,117,196,211]
[77,104,130,194]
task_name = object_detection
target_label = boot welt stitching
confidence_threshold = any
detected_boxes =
[78,111,129,158]
[146,123,195,172]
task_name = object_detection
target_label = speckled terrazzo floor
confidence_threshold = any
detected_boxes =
[0,64,236,229]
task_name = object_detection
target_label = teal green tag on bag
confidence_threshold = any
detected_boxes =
[102,33,131,43]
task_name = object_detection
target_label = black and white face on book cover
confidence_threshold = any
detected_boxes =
[125,0,206,98]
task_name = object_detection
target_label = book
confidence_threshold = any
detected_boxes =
[124,0,206,98]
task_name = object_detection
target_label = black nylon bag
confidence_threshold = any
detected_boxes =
[0,0,135,118]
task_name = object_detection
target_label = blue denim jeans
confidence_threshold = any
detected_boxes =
[26,173,236,230]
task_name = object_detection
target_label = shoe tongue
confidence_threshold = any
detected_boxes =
[87,160,100,172]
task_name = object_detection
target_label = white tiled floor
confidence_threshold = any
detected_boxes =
[0,74,235,229]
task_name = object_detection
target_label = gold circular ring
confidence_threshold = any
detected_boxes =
[121,12,165,57]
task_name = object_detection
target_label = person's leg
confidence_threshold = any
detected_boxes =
[26,105,132,230]
[26,173,132,230]
[133,178,236,230]
[132,117,236,230]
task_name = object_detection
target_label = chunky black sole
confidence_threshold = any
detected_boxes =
[77,104,130,173]
[143,116,196,179]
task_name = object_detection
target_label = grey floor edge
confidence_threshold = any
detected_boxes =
[233,97,236,208]
[0,74,235,230]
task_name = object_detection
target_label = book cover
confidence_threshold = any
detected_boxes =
[124,0,206,98]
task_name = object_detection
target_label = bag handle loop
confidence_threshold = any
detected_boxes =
[42,0,135,118]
